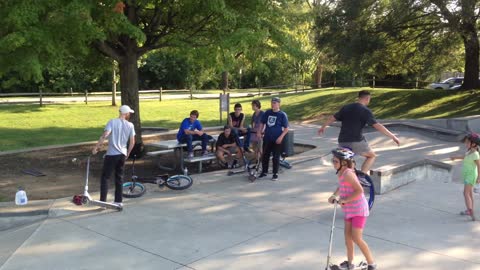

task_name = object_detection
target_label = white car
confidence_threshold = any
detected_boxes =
[428,77,463,90]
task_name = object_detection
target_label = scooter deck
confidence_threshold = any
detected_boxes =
[88,199,123,211]
[227,168,246,176]
[329,264,367,270]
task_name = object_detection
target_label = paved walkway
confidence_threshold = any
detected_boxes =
[1,123,479,270]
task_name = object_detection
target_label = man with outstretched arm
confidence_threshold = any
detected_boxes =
[318,90,400,174]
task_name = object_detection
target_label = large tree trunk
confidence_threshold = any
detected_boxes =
[119,51,142,144]
[221,71,229,93]
[314,62,323,88]
[461,26,480,90]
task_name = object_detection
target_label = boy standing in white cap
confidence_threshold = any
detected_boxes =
[92,105,136,207]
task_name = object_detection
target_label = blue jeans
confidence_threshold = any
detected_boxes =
[232,127,251,149]
[179,133,208,153]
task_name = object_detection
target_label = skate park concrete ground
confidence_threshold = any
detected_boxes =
[1,123,479,270]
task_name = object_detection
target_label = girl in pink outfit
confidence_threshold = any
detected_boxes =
[328,148,376,270]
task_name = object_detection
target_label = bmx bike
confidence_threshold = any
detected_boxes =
[122,156,193,198]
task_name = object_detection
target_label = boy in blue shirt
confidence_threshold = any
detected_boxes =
[177,110,210,158]
[256,97,289,181]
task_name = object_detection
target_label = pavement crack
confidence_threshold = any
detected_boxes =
[183,218,303,267]
[59,218,196,270]
[0,220,46,270]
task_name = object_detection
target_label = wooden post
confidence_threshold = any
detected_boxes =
[302,73,305,92]
[219,94,222,124]
[333,72,336,89]
[84,90,88,104]
[415,77,419,89]
[112,61,117,106]
[190,87,193,100]
[39,88,43,107]
[373,76,376,88]
[159,87,162,101]
[70,87,73,96]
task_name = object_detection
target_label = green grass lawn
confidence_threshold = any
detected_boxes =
[1,88,479,151]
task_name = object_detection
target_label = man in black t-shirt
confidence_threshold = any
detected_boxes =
[318,90,400,174]
[228,103,252,153]
[216,125,242,168]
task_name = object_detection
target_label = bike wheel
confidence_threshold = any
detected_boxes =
[356,170,375,210]
[165,175,193,190]
[364,174,375,210]
[122,182,146,198]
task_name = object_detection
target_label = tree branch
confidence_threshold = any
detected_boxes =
[93,41,123,62]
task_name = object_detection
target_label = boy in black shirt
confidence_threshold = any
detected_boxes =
[216,125,242,168]
[228,103,252,153]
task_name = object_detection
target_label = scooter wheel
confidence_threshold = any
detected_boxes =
[227,171,234,176]
[81,196,89,205]
[249,175,256,182]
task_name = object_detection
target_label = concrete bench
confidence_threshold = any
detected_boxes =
[370,159,452,194]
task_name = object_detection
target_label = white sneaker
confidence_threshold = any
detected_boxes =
[112,202,123,207]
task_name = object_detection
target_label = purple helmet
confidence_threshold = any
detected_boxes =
[464,132,480,145]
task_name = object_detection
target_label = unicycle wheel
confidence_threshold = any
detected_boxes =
[122,182,146,198]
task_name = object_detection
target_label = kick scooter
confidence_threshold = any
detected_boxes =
[326,200,366,270]
[80,155,123,211]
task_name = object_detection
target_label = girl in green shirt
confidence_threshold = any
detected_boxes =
[451,133,480,221]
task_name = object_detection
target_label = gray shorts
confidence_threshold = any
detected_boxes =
[338,140,372,156]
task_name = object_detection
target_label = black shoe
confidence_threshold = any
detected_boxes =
[230,159,238,169]
[338,261,355,270]
[258,172,267,179]
[221,161,229,169]
[271,174,278,181]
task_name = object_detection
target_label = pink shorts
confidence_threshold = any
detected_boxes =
[345,216,367,229]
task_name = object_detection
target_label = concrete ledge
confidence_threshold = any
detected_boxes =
[380,122,465,142]
[370,159,452,194]
[331,120,465,142]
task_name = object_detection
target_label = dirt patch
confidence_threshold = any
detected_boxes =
[0,132,313,202]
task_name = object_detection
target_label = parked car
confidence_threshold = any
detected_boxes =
[427,77,463,90]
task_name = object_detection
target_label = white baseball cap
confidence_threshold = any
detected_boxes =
[119,105,134,114]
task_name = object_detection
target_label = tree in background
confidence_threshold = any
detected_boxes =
[1,0,320,144]
[314,0,472,88]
